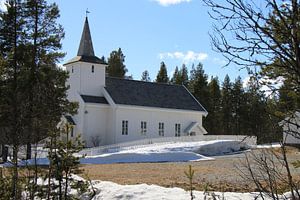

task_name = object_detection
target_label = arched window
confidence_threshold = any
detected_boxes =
[92,65,94,73]
[71,66,74,73]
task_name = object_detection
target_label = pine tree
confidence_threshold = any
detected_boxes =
[141,70,151,82]
[46,123,86,199]
[156,61,169,83]
[107,48,127,78]
[0,0,77,198]
[0,1,28,197]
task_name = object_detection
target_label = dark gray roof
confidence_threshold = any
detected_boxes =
[105,77,206,112]
[81,95,108,104]
[64,17,106,65]
[65,116,76,125]
[78,17,95,57]
[64,55,106,65]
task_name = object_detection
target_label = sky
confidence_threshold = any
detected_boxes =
[1,0,248,82]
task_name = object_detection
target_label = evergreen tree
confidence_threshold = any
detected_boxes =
[156,61,169,83]
[189,63,209,109]
[278,80,300,114]
[170,66,179,84]
[220,75,233,135]
[0,1,28,196]
[107,48,127,78]
[0,0,77,198]
[204,76,222,134]
[141,70,151,82]
[170,64,189,87]
[45,123,87,199]
[180,64,189,87]
[231,76,245,135]
[242,77,276,143]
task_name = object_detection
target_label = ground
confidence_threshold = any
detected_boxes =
[81,147,300,193]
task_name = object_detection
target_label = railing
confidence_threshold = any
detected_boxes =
[79,135,257,157]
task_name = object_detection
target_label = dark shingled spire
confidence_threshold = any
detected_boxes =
[77,17,95,56]
[64,17,106,65]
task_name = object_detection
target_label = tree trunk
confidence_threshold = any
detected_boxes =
[26,143,31,159]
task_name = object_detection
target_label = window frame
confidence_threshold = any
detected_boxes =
[122,120,128,135]
[158,122,164,136]
[141,121,147,135]
[175,123,181,137]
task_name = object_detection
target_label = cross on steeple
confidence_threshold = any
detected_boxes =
[86,8,90,17]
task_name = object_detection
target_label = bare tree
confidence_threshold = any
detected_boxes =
[203,0,300,97]
[204,0,300,198]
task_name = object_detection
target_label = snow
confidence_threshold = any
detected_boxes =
[2,140,250,166]
[84,180,290,200]
[256,143,281,149]
[5,140,295,199]
[82,140,248,164]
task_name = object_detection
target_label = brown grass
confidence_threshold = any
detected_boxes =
[80,147,300,193]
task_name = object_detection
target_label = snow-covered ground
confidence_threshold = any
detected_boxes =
[91,180,261,200]
[8,140,292,199]
[15,140,250,166]
[70,175,293,200]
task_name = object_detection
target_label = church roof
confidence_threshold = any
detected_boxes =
[64,17,106,65]
[77,17,94,57]
[65,115,76,125]
[105,77,207,112]
[81,95,108,104]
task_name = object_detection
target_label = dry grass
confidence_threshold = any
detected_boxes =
[80,147,300,193]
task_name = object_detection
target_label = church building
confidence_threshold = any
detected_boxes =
[63,17,208,147]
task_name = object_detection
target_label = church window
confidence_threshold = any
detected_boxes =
[122,120,128,135]
[71,66,74,73]
[70,126,74,137]
[159,122,164,136]
[92,65,94,73]
[175,123,181,137]
[141,121,147,135]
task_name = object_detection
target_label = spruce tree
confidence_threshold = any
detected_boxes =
[170,64,189,87]
[220,75,233,135]
[156,61,169,83]
[107,48,127,78]
[180,64,189,87]
[189,63,209,109]
[170,66,179,84]
[231,76,245,135]
[204,76,222,134]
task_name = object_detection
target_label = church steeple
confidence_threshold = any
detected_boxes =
[77,17,95,57]
[64,17,106,65]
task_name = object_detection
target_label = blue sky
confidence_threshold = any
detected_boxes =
[1,0,247,82]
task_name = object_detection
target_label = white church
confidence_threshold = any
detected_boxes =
[64,17,208,147]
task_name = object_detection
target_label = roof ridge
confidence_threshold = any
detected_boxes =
[105,76,184,87]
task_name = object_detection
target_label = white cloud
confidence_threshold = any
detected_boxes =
[243,75,284,97]
[159,51,208,63]
[0,0,6,11]
[154,0,192,6]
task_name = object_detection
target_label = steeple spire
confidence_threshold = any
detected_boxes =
[77,17,95,57]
